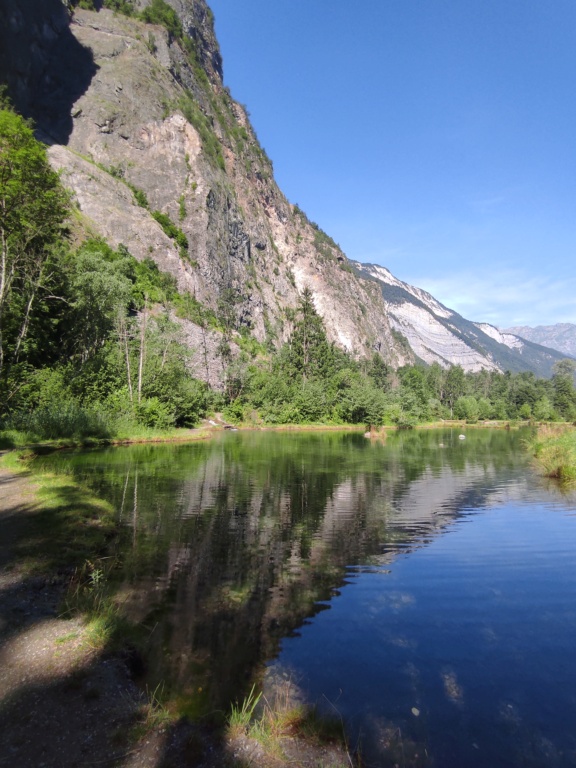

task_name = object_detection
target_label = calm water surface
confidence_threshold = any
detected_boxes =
[39,429,576,767]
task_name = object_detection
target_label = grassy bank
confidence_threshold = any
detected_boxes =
[0,424,211,451]
[527,424,576,482]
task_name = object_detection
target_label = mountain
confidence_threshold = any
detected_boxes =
[0,0,567,381]
[354,263,568,377]
[502,324,576,360]
[1,0,413,386]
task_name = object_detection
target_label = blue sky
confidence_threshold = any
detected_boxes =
[208,0,576,328]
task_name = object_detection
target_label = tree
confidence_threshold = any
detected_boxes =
[0,108,69,375]
[286,287,333,381]
[367,352,390,390]
[454,395,480,422]
[552,359,576,420]
[444,365,466,417]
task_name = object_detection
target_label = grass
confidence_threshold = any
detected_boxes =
[0,425,211,454]
[228,684,263,735]
[227,681,356,767]
[527,424,576,482]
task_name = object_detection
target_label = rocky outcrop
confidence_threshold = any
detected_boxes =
[0,0,97,144]
[0,1,408,376]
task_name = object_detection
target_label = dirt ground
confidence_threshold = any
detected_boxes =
[0,465,355,768]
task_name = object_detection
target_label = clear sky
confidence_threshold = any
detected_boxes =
[208,0,576,328]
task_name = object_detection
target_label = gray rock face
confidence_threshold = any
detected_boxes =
[355,263,569,377]
[0,0,99,144]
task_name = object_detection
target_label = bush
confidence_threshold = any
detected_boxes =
[135,397,175,429]
[4,403,112,440]
[454,396,480,422]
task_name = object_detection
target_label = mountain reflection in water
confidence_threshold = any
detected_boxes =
[37,428,576,767]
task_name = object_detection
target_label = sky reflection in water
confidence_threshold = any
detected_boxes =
[39,429,576,767]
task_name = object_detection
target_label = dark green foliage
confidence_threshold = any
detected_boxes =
[139,0,183,41]
[151,210,189,257]
[103,0,136,15]
[283,287,335,381]
[0,108,69,377]
[5,403,111,440]
[178,194,187,221]
[0,125,215,440]
[176,93,226,171]
[173,293,219,329]
[552,360,576,420]
[128,182,149,208]
[132,257,178,306]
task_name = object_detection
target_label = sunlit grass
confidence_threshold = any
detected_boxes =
[227,682,355,767]
[228,685,263,736]
[527,424,576,482]
[0,424,211,452]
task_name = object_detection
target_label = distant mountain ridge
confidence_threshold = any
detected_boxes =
[354,263,569,377]
[502,324,576,360]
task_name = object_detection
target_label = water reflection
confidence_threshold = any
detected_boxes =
[36,429,541,715]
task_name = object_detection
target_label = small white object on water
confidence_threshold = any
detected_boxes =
[459,434,466,440]
[411,707,420,717]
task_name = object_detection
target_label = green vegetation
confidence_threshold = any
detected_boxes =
[150,209,189,258]
[102,0,136,15]
[176,92,226,171]
[99,165,188,254]
[0,106,217,443]
[219,293,576,429]
[228,685,263,733]
[139,0,183,39]
[228,682,353,767]
[527,424,576,482]
[3,103,576,447]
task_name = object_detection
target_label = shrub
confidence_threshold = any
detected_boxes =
[135,397,175,429]
[4,403,112,440]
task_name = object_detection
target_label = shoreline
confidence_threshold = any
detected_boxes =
[1,416,554,459]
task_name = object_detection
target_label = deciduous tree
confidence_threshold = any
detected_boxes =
[0,108,69,374]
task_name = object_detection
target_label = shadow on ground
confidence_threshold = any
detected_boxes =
[0,470,249,768]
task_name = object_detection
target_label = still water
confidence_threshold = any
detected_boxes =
[39,429,576,767]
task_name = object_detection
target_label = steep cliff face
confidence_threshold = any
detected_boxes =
[1,0,410,377]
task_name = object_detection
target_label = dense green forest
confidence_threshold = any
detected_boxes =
[1,103,575,443]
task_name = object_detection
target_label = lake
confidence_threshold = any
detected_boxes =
[38,428,576,767]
